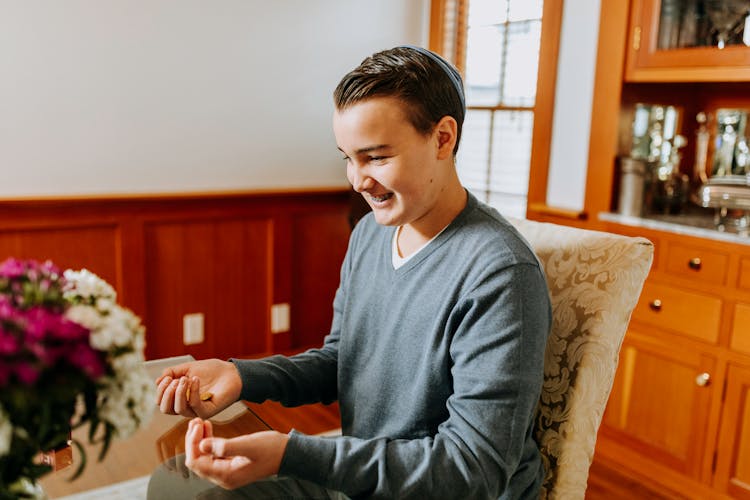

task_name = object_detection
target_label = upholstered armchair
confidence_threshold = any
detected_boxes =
[509,218,654,499]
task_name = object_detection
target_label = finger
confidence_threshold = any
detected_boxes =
[174,377,189,415]
[161,362,193,380]
[190,377,216,420]
[159,379,179,415]
[199,435,247,459]
[188,376,201,408]
[203,420,213,439]
[157,366,184,386]
[155,376,172,406]
[184,418,204,466]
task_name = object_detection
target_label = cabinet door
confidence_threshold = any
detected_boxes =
[714,364,750,499]
[626,0,750,81]
[602,332,717,478]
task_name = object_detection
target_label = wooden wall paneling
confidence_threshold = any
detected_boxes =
[240,218,274,357]
[0,189,352,361]
[271,214,293,354]
[0,224,120,292]
[208,218,272,359]
[117,219,148,325]
[291,211,351,349]
[143,217,273,361]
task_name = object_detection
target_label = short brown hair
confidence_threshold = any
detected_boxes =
[333,47,465,155]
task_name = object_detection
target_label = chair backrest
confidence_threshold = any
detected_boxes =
[508,218,654,500]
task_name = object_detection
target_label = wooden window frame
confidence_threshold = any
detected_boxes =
[429,0,568,220]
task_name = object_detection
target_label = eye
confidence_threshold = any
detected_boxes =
[369,156,389,164]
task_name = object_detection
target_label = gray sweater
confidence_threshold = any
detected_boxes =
[232,193,551,499]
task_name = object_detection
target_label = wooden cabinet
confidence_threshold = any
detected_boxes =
[714,364,750,499]
[530,2,750,494]
[663,241,729,285]
[740,258,750,291]
[602,332,717,477]
[733,303,750,355]
[625,0,750,81]
[633,280,722,343]
[595,221,750,498]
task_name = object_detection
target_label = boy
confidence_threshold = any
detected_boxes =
[156,46,551,499]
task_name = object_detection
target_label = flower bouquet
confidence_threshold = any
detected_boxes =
[0,258,154,498]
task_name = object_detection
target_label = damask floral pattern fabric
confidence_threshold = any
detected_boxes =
[509,218,653,500]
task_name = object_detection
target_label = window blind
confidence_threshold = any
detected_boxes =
[440,0,544,218]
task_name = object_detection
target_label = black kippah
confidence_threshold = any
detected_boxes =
[398,45,466,114]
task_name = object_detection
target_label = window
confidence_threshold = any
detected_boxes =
[431,0,545,218]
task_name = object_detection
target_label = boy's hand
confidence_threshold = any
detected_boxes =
[184,419,290,490]
[155,359,243,419]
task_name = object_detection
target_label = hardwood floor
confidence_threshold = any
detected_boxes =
[246,401,683,498]
[586,459,684,499]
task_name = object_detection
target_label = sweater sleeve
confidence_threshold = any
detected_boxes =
[278,262,551,499]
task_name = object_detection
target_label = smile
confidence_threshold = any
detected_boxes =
[370,193,393,203]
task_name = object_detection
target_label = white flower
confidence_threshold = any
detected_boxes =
[95,297,115,314]
[0,404,12,458]
[97,368,155,438]
[63,269,117,301]
[62,267,154,439]
[111,352,140,372]
[65,305,104,331]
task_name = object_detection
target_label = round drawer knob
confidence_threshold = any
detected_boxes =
[649,299,662,312]
[688,257,702,270]
[695,372,711,387]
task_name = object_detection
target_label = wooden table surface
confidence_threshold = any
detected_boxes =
[39,357,270,498]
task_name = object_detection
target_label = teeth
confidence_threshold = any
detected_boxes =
[371,193,392,203]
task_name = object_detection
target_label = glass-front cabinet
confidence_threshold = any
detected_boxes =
[626,0,750,81]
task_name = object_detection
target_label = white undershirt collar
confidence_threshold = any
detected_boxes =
[391,225,448,269]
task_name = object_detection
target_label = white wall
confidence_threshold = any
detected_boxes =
[0,0,429,198]
[545,0,601,211]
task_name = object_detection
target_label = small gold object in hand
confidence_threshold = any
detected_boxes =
[186,387,214,402]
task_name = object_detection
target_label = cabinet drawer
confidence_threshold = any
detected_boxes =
[740,258,750,291]
[633,282,722,344]
[731,303,750,356]
[664,243,728,286]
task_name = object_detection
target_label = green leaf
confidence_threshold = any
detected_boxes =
[68,439,87,481]
[98,425,113,461]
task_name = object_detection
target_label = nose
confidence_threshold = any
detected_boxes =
[348,165,375,193]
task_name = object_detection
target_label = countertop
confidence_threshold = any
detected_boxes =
[599,208,750,246]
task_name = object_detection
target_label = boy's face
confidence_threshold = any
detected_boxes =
[334,96,455,230]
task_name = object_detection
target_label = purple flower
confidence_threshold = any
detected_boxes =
[0,258,27,279]
[0,326,19,355]
[22,307,56,342]
[14,362,40,385]
[69,346,105,379]
[54,316,90,342]
[0,296,17,318]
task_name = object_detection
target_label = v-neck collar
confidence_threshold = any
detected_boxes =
[386,190,477,277]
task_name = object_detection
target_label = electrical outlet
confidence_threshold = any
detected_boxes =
[270,303,290,334]
[183,313,204,345]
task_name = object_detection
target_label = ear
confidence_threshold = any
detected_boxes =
[433,116,458,160]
